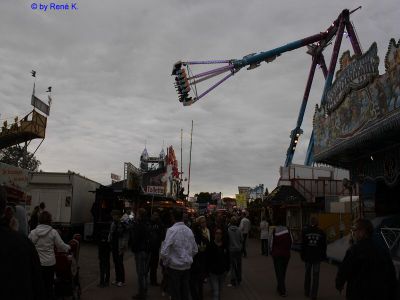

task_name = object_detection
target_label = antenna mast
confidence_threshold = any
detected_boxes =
[180,129,183,182]
[187,121,193,198]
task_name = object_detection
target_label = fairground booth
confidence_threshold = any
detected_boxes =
[313,38,400,257]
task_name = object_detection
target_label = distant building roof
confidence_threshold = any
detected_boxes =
[265,185,306,205]
[107,179,126,190]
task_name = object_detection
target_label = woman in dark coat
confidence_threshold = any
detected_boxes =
[206,227,230,300]
[190,220,209,300]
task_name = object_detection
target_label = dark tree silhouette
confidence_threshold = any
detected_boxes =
[196,192,212,204]
[0,145,41,171]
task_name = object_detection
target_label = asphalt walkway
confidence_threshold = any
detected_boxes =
[81,238,345,300]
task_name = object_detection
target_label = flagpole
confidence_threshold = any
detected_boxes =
[180,129,183,182]
[31,70,36,96]
[187,120,193,199]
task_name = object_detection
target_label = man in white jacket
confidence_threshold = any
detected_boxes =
[29,211,70,300]
[160,208,198,300]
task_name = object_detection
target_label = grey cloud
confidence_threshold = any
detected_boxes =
[1,0,398,196]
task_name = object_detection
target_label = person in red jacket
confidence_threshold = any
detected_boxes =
[270,219,292,297]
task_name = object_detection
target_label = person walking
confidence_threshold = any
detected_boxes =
[270,219,292,297]
[97,227,111,287]
[206,227,230,300]
[29,206,40,231]
[199,215,210,242]
[148,211,164,286]
[301,217,327,300]
[190,218,209,300]
[0,186,45,300]
[29,211,71,300]
[336,219,397,300]
[160,208,198,300]
[130,208,151,299]
[108,210,129,287]
[15,204,29,236]
[227,216,243,287]
[260,216,269,256]
[239,212,251,257]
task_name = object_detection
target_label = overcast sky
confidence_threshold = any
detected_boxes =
[0,0,398,197]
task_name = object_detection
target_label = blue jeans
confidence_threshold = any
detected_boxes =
[304,262,320,298]
[273,256,290,295]
[242,233,248,257]
[134,251,150,295]
[261,239,269,256]
[41,265,55,300]
[209,273,226,300]
[167,268,191,300]
[229,251,242,285]
[112,249,125,283]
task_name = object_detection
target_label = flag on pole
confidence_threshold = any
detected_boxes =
[31,94,50,116]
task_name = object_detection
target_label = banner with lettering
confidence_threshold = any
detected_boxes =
[0,162,29,190]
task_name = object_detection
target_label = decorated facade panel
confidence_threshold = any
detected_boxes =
[313,38,400,166]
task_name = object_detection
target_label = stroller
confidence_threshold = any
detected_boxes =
[54,234,82,300]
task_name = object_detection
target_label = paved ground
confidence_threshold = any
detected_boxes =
[79,238,345,300]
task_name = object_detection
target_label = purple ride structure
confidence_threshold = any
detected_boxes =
[171,8,363,168]
[173,8,400,264]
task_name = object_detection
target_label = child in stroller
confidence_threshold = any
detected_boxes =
[54,234,82,300]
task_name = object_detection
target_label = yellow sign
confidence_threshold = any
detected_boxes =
[235,193,247,208]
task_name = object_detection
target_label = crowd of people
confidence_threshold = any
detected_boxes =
[0,184,399,300]
[94,206,399,300]
[96,208,253,300]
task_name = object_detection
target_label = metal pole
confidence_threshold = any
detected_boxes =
[194,72,235,102]
[285,55,319,167]
[187,121,193,199]
[358,185,363,218]
[188,65,234,80]
[32,138,45,156]
[180,129,183,182]
[22,142,28,169]
[350,187,353,221]
[285,51,330,167]
[345,20,362,55]
[186,60,231,65]
[317,54,328,78]
[305,15,346,165]
[297,55,319,124]
[321,16,346,105]
[233,32,329,69]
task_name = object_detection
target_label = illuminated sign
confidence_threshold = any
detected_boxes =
[146,186,165,195]
[324,43,379,113]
